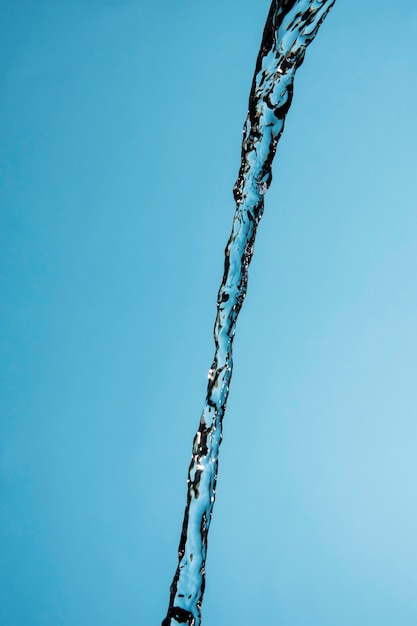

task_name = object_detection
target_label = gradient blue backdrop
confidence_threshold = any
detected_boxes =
[1,1,417,624]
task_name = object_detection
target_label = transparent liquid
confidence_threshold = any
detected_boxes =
[162,2,336,624]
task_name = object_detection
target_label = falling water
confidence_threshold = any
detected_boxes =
[161,1,336,624]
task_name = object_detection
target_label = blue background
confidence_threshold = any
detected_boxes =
[1,1,417,624]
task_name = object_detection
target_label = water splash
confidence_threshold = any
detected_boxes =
[162,2,336,624]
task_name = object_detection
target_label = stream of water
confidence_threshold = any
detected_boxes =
[161,2,336,624]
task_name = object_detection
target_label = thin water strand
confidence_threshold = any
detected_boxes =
[162,2,336,625]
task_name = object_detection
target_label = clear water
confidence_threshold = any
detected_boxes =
[162,2,336,624]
